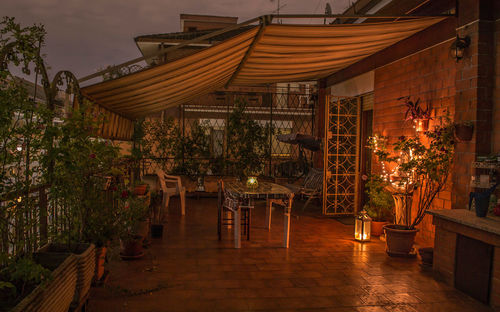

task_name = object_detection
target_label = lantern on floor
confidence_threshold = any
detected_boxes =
[354,210,371,242]
[246,176,258,189]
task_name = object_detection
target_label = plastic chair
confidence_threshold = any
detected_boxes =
[156,169,186,215]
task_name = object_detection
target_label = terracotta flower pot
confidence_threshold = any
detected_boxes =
[418,247,434,266]
[134,184,148,195]
[94,246,107,281]
[120,235,144,259]
[383,224,419,257]
[371,221,388,236]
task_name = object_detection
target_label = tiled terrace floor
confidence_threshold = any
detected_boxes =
[89,197,493,312]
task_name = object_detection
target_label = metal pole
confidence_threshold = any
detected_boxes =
[268,85,273,177]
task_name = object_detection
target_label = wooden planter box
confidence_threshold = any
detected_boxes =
[11,253,78,312]
[34,243,95,309]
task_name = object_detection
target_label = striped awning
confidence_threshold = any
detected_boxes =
[81,17,446,120]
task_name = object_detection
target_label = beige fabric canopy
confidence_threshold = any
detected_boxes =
[81,17,446,120]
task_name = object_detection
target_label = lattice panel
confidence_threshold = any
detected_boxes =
[323,96,361,216]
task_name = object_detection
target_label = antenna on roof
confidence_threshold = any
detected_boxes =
[324,3,332,24]
[270,0,286,24]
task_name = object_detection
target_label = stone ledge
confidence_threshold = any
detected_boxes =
[427,209,500,237]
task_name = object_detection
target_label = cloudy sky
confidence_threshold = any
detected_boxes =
[2,0,351,82]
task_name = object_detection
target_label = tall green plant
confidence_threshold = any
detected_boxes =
[368,118,454,229]
[172,121,211,179]
[48,103,119,245]
[0,16,55,310]
[142,117,177,171]
[226,100,270,178]
[0,17,49,259]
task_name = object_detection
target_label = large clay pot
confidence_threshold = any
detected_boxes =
[383,224,419,256]
[94,246,107,281]
[120,235,144,259]
[371,221,388,236]
[12,253,78,312]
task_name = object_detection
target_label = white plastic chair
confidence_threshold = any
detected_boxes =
[156,169,186,216]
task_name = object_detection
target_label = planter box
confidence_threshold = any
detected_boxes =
[11,253,78,312]
[34,243,95,308]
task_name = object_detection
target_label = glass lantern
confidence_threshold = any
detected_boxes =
[246,176,258,189]
[354,210,371,242]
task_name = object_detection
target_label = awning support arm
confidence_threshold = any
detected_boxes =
[225,15,272,88]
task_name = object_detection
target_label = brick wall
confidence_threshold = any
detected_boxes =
[492,20,500,153]
[373,41,456,244]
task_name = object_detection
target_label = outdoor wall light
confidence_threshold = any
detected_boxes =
[450,35,470,62]
[354,210,371,242]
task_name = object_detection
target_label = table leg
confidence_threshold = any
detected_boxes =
[283,196,294,248]
[265,199,272,230]
[234,206,241,248]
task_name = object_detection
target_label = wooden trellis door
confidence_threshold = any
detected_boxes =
[323,95,361,216]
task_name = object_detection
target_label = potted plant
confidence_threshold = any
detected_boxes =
[454,121,474,141]
[368,118,454,256]
[400,96,432,132]
[117,189,149,259]
[363,175,394,236]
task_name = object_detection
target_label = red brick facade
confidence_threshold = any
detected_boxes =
[372,41,456,244]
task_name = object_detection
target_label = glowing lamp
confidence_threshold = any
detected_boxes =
[246,176,258,189]
[450,35,470,62]
[414,119,429,132]
[355,210,371,242]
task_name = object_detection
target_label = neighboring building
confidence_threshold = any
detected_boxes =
[134,14,317,176]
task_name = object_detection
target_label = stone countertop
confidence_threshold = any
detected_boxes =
[427,209,500,236]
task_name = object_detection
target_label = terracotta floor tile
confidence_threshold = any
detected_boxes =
[88,198,492,312]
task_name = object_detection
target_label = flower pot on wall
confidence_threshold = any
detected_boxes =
[12,254,78,312]
[383,224,418,257]
[455,124,474,141]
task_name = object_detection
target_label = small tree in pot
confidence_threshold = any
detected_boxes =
[363,175,394,236]
[368,118,454,256]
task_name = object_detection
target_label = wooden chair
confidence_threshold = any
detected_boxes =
[156,169,186,215]
[217,180,252,241]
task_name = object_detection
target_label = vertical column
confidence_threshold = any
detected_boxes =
[452,0,496,208]
[314,79,327,168]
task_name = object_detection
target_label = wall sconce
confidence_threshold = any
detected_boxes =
[355,210,371,242]
[450,35,470,62]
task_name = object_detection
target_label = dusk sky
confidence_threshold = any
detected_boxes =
[2,0,351,83]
